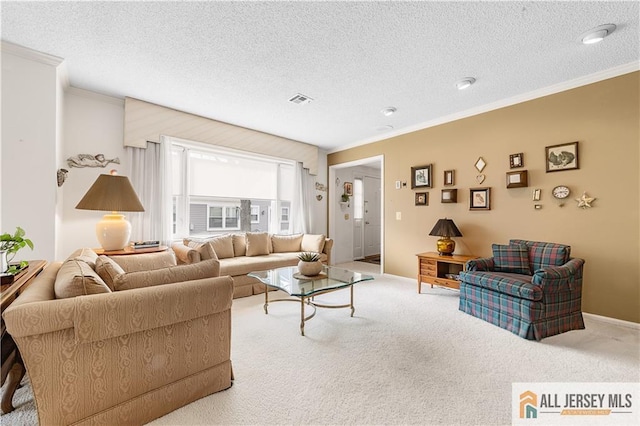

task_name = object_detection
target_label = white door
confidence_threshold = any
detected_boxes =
[363,176,381,257]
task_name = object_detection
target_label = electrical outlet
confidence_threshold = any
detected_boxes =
[395,180,401,190]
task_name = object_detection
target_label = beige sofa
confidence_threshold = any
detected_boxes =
[2,249,233,426]
[172,232,333,298]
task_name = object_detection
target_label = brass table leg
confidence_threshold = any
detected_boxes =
[263,284,269,314]
[300,296,305,336]
[350,284,355,317]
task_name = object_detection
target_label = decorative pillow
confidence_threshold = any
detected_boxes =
[246,232,271,256]
[185,240,218,261]
[95,255,125,290]
[510,239,571,272]
[271,234,303,253]
[54,259,111,299]
[492,244,531,275]
[232,233,247,257]
[65,248,99,269]
[112,259,220,291]
[301,234,326,253]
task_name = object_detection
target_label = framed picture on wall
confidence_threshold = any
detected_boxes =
[441,189,457,203]
[444,170,455,186]
[411,164,432,189]
[509,153,524,169]
[469,187,491,210]
[545,141,579,172]
[343,182,353,196]
[415,192,429,206]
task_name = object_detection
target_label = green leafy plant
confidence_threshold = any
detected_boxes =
[297,252,321,262]
[1,226,34,262]
[341,193,350,202]
[6,260,29,275]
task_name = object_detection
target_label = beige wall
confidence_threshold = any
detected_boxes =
[328,72,640,323]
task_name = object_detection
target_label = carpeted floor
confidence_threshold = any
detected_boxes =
[2,262,639,425]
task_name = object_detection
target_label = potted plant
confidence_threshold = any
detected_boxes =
[297,251,323,276]
[1,227,34,273]
[341,193,350,203]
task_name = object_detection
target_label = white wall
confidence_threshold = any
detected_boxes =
[59,88,127,257]
[1,47,60,261]
[308,149,328,235]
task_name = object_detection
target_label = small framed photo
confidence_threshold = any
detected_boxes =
[443,170,455,186]
[343,182,353,196]
[510,153,524,169]
[532,188,541,201]
[411,164,432,189]
[506,170,528,188]
[415,192,429,206]
[469,187,491,210]
[545,141,579,172]
[441,189,457,203]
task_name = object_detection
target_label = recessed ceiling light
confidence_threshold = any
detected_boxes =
[381,107,397,116]
[456,77,476,90]
[581,24,616,45]
[376,125,394,132]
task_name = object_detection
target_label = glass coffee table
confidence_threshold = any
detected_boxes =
[248,265,374,336]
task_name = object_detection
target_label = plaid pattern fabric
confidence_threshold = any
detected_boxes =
[459,239,584,340]
[465,257,494,271]
[458,270,542,301]
[510,239,571,274]
[492,244,530,275]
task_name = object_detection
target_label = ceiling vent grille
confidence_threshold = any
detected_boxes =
[288,93,313,105]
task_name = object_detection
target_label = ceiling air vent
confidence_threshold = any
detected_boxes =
[288,93,313,105]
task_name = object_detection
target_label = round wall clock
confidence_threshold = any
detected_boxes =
[552,185,571,199]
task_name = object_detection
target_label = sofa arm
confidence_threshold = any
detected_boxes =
[323,238,333,265]
[110,250,177,272]
[172,242,200,264]
[4,275,233,342]
[532,258,585,292]
[465,257,494,271]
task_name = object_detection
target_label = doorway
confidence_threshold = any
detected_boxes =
[328,155,383,273]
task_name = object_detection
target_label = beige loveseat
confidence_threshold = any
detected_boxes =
[172,232,333,298]
[2,249,233,426]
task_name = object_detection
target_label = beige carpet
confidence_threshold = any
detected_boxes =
[2,262,639,425]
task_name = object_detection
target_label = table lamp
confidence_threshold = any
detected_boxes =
[75,171,144,251]
[428,218,462,256]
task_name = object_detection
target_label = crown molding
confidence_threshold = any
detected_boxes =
[66,86,125,106]
[331,61,640,154]
[1,40,64,67]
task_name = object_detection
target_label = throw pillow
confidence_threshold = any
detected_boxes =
[185,240,218,261]
[271,234,303,253]
[492,244,531,275]
[301,234,326,253]
[232,233,247,257]
[95,255,125,290]
[246,232,271,256]
[54,259,111,299]
[65,248,99,269]
[112,258,220,291]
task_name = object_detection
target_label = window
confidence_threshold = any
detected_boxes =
[251,206,260,224]
[171,139,296,239]
[354,178,364,220]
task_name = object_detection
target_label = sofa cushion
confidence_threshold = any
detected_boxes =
[65,248,99,269]
[112,259,220,291]
[219,252,300,276]
[510,239,571,273]
[232,233,247,257]
[459,270,542,301]
[271,234,303,253]
[246,232,271,256]
[54,259,112,299]
[184,235,234,259]
[492,244,530,275]
[301,234,326,253]
[95,255,125,290]
[185,240,218,261]
[110,251,177,272]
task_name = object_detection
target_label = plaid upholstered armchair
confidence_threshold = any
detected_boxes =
[458,239,585,340]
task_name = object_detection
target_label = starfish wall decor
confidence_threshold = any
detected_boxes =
[576,192,596,209]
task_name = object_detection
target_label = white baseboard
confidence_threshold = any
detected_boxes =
[583,313,640,330]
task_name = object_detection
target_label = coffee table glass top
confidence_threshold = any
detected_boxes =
[248,265,374,297]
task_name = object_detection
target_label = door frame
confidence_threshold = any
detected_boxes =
[328,155,384,273]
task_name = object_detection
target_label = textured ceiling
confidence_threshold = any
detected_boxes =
[1,1,638,152]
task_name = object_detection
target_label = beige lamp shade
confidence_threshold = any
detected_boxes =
[76,173,144,250]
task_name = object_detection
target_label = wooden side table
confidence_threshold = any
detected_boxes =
[1,259,47,414]
[93,245,169,255]
[416,252,477,293]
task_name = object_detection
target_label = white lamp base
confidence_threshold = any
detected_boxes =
[96,214,131,251]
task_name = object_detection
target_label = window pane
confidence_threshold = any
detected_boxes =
[225,206,238,228]
[209,206,223,228]
[354,178,364,219]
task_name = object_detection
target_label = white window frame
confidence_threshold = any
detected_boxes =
[280,206,290,223]
[250,205,260,224]
[206,202,241,231]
